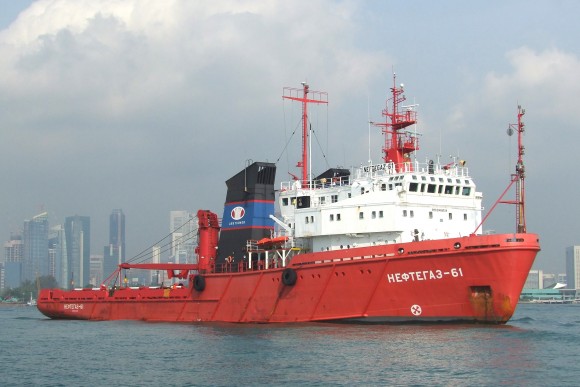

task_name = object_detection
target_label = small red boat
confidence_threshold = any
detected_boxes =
[38,75,539,323]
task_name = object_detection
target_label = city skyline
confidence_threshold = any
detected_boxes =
[4,207,577,292]
[1,207,202,289]
[2,2,580,273]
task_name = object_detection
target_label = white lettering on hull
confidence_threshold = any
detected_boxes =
[387,268,463,283]
[63,304,84,311]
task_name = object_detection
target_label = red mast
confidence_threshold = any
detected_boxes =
[473,105,527,235]
[373,74,418,172]
[511,106,527,233]
[283,83,328,187]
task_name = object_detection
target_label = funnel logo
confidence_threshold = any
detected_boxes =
[231,206,246,220]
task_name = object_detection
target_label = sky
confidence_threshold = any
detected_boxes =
[1,0,579,273]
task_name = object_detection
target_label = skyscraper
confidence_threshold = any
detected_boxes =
[151,245,161,285]
[170,210,196,264]
[3,234,23,264]
[48,224,67,288]
[566,246,580,290]
[2,234,23,289]
[22,212,49,282]
[103,209,125,278]
[65,215,90,289]
[90,254,103,286]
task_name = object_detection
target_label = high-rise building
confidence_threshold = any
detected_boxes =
[566,246,580,289]
[150,245,161,285]
[48,225,67,288]
[103,209,125,278]
[170,210,196,264]
[109,209,125,261]
[4,234,23,264]
[2,234,23,289]
[524,269,543,289]
[90,254,103,287]
[22,212,49,282]
[65,215,90,289]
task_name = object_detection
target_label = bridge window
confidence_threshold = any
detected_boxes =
[410,210,414,218]
[427,184,437,193]
[359,212,364,219]
[320,196,326,204]
[444,185,453,194]
[381,183,387,191]
[403,210,408,217]
[330,214,334,221]
[455,186,460,195]
[462,187,471,196]
[337,214,341,221]
[379,210,384,218]
[282,198,289,206]
[409,182,418,192]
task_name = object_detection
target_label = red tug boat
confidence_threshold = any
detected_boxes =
[38,75,539,323]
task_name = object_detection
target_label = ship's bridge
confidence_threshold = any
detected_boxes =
[275,159,481,252]
[354,160,470,180]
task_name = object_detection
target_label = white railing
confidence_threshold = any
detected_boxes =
[279,161,469,192]
[355,161,470,179]
[280,175,351,191]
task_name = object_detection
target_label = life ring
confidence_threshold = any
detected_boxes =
[281,268,297,286]
[193,275,206,291]
[225,256,233,264]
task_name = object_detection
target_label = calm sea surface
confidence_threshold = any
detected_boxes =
[1,304,579,386]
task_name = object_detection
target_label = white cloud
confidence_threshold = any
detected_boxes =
[0,0,386,124]
[0,0,389,256]
[484,47,580,118]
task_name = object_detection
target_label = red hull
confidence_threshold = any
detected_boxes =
[37,234,539,324]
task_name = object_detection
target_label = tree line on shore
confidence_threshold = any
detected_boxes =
[0,276,58,302]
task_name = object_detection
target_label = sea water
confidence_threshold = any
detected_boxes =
[1,304,579,386]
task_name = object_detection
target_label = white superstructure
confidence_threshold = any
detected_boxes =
[276,160,482,253]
